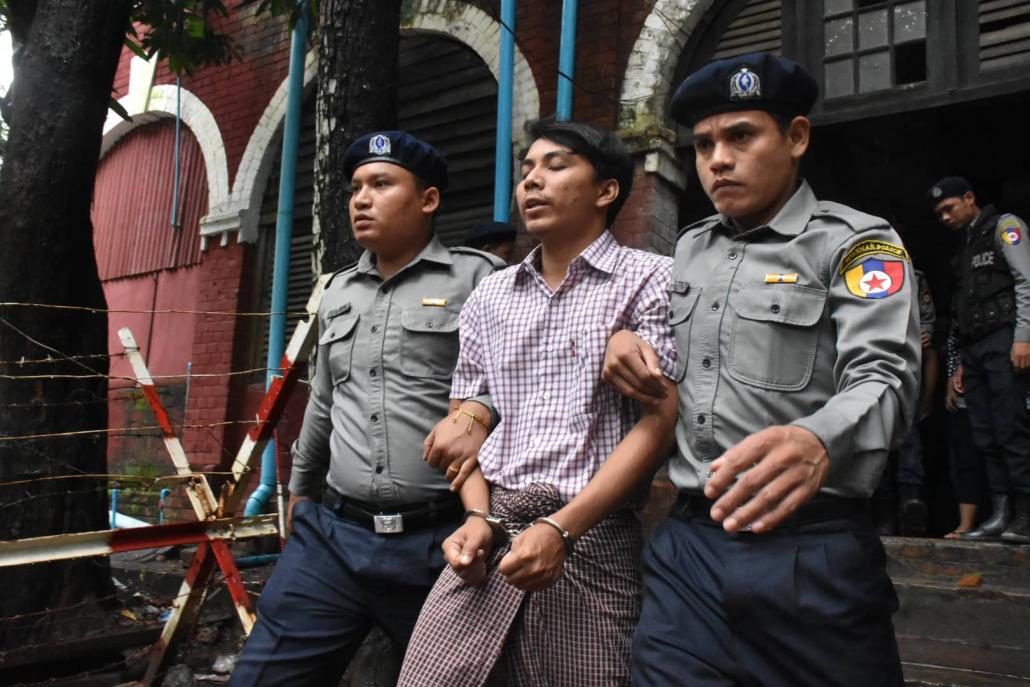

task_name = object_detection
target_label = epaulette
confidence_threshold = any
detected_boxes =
[677,214,722,239]
[449,245,506,269]
[812,201,890,235]
[323,260,359,290]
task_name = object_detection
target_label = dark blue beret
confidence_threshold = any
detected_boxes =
[671,52,819,127]
[927,177,973,204]
[465,221,516,246]
[344,131,448,191]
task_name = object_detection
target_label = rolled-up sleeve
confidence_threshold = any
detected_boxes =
[288,314,334,498]
[450,286,490,401]
[792,228,921,462]
[631,258,679,380]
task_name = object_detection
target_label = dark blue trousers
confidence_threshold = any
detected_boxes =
[961,326,1030,494]
[228,498,453,686]
[632,511,903,687]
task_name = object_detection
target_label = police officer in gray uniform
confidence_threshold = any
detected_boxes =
[229,131,502,686]
[602,53,920,685]
[932,176,1030,543]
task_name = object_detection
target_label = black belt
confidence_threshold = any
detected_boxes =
[323,487,463,534]
[673,492,871,533]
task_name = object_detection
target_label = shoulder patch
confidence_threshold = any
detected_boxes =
[844,258,906,299]
[999,217,1023,246]
[839,239,910,274]
[449,245,506,269]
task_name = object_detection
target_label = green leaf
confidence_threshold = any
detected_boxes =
[123,37,148,60]
[186,15,206,38]
[109,97,132,123]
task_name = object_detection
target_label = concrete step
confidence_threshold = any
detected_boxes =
[885,536,1030,591]
[886,536,1030,682]
[904,663,1030,686]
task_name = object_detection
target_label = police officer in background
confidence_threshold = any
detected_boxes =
[602,53,920,685]
[229,131,502,685]
[932,176,1030,543]
[463,219,518,264]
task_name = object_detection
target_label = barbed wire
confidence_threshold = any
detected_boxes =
[0,419,264,443]
[0,366,276,382]
[0,301,310,317]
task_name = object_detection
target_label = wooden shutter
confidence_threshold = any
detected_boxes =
[980,0,1030,70]
[711,0,782,60]
[398,35,498,246]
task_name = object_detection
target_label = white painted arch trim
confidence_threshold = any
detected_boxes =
[102,83,230,212]
[619,0,716,130]
[222,0,541,244]
[400,0,540,148]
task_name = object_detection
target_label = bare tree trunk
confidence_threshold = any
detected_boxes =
[313,0,402,273]
[0,0,130,647]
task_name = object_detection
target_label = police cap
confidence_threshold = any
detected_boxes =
[344,131,448,191]
[671,52,819,127]
[465,221,516,247]
[927,177,973,204]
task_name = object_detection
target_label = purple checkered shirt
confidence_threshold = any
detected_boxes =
[451,230,677,502]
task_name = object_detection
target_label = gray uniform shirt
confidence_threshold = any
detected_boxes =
[288,236,503,505]
[668,182,921,498]
[979,210,1030,341]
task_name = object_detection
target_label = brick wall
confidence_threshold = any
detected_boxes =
[105,0,688,513]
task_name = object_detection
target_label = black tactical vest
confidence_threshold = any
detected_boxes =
[956,205,1015,343]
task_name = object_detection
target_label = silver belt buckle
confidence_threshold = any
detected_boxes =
[373,513,403,534]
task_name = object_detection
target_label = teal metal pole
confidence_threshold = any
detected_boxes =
[493,0,516,222]
[246,0,309,517]
[556,0,578,121]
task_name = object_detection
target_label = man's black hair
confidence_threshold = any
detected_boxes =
[526,119,634,227]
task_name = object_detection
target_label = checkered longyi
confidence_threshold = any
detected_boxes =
[397,483,643,687]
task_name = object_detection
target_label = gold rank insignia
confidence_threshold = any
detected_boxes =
[421,297,448,307]
[764,273,799,284]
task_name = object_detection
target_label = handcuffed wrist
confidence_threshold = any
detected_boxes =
[533,516,575,555]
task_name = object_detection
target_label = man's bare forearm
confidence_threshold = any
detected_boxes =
[550,381,678,539]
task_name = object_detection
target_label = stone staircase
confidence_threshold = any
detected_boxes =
[886,537,1030,686]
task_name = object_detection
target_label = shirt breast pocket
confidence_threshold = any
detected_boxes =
[727,285,826,391]
[319,314,359,385]
[400,308,460,379]
[668,283,701,382]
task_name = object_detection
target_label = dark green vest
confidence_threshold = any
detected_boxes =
[957,205,1015,343]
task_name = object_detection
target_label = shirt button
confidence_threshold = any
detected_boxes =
[425,321,433,329]
[369,368,377,377]
[546,344,554,352]
[542,391,551,400]
[728,251,738,260]
[710,303,720,312]
[669,310,675,318]
[371,414,379,423]
[702,358,711,368]
[697,414,706,425]
[771,304,781,314]
[370,325,379,334]
[375,466,383,474]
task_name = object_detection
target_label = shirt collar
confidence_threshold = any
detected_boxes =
[713,180,817,238]
[355,234,453,275]
[515,230,619,282]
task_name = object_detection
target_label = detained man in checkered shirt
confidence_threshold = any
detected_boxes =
[396,120,679,687]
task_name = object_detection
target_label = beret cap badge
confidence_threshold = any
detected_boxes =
[369,134,391,156]
[729,67,761,100]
